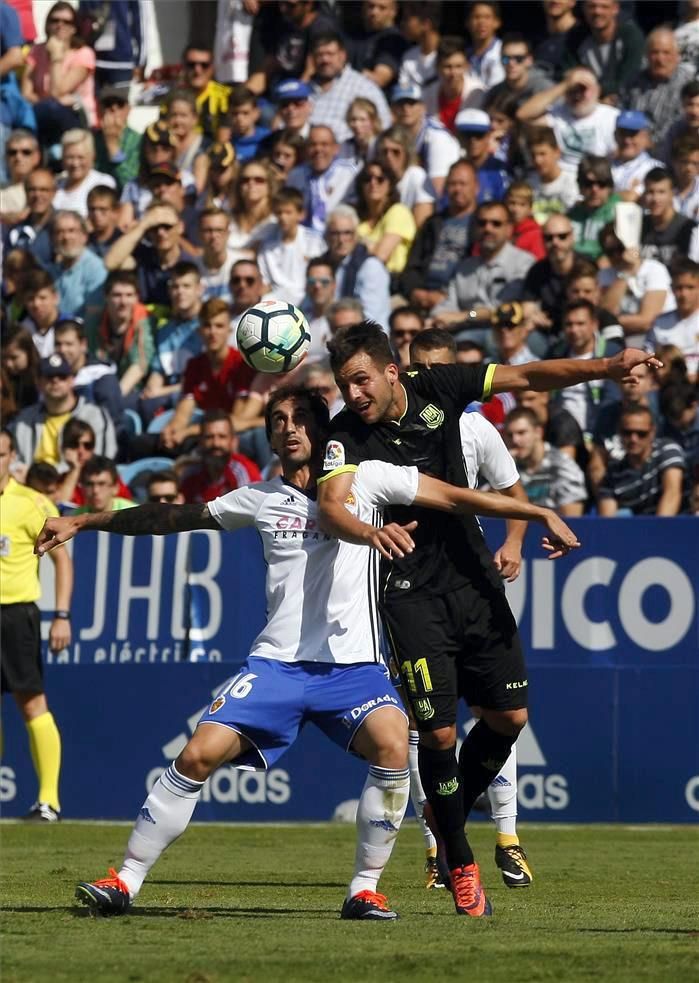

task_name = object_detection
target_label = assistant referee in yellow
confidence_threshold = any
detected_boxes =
[1,429,73,821]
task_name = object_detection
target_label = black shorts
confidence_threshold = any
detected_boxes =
[382,583,528,732]
[1,602,44,695]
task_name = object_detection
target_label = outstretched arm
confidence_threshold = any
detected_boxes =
[413,474,580,559]
[35,503,219,556]
[491,349,662,395]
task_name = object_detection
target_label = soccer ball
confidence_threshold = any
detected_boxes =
[236,299,311,374]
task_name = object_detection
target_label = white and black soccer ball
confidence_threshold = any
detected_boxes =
[236,299,311,374]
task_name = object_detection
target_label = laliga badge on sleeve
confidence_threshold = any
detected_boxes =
[323,440,346,471]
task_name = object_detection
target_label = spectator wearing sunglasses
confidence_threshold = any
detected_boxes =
[301,258,336,360]
[229,260,272,338]
[485,34,550,111]
[105,200,197,309]
[181,45,231,141]
[55,419,131,508]
[521,214,578,344]
[1,130,41,222]
[568,154,620,260]
[597,404,685,516]
[433,201,534,345]
[146,470,184,505]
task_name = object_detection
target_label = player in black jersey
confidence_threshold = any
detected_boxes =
[318,322,662,918]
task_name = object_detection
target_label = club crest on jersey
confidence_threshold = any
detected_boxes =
[419,404,444,429]
[323,440,345,470]
[209,695,225,714]
[414,698,434,720]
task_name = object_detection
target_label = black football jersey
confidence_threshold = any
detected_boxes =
[321,363,505,600]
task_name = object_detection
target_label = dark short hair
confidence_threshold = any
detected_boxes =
[409,328,457,360]
[22,269,56,297]
[644,166,672,187]
[620,403,654,427]
[562,299,598,322]
[437,36,468,65]
[0,428,16,451]
[229,84,257,109]
[202,409,234,432]
[327,321,394,374]
[389,305,424,332]
[671,133,699,160]
[264,385,330,440]
[81,455,119,484]
[105,270,140,294]
[170,261,200,282]
[54,317,86,340]
[311,30,346,51]
[468,1,501,17]
[525,125,558,150]
[681,79,699,101]
[670,257,699,280]
[200,298,230,323]
[505,407,540,430]
[272,186,304,211]
[147,468,180,491]
[87,185,119,208]
[567,258,599,284]
[402,0,441,27]
[660,381,698,421]
[307,257,334,277]
[182,43,213,59]
[61,418,95,449]
[26,461,59,492]
[501,32,532,53]
[475,200,512,223]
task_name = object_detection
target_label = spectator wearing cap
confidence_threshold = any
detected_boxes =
[517,66,619,175]
[118,121,190,229]
[287,125,359,236]
[345,0,408,92]
[391,83,461,198]
[181,44,231,140]
[53,317,123,427]
[105,201,197,309]
[53,129,117,218]
[145,162,201,249]
[308,31,391,144]
[455,109,509,204]
[49,209,107,321]
[560,0,643,102]
[93,86,141,192]
[273,79,313,141]
[568,154,620,261]
[433,200,534,345]
[504,406,587,515]
[624,28,697,149]
[397,2,441,96]
[11,352,117,467]
[423,36,484,134]
[180,411,262,505]
[1,130,41,222]
[597,404,686,516]
[197,207,234,303]
[490,302,536,366]
[4,167,57,267]
[86,185,122,258]
[640,167,699,268]
[322,205,391,331]
[400,159,478,314]
[610,111,664,201]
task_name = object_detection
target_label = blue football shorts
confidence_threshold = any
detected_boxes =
[198,657,406,770]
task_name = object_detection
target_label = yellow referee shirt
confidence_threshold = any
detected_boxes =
[0,478,58,605]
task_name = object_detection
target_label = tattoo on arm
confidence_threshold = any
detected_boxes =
[82,503,220,536]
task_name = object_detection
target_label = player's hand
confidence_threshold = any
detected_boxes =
[493,541,522,581]
[49,617,71,652]
[35,516,83,556]
[607,349,663,383]
[365,521,417,560]
[540,510,581,559]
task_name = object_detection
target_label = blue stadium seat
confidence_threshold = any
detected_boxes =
[117,457,174,502]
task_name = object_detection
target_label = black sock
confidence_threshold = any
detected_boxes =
[418,744,473,869]
[458,719,517,819]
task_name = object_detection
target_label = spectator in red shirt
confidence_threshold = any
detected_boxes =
[156,298,257,457]
[505,182,546,261]
[180,411,262,504]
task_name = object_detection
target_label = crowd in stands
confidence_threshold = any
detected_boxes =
[2,0,698,518]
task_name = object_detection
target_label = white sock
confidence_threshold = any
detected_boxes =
[348,764,410,899]
[408,730,436,852]
[119,763,204,899]
[488,744,518,837]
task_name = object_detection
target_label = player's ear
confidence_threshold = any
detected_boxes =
[385,362,399,384]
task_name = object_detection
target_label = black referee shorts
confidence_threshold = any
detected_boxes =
[382,583,528,732]
[1,602,44,695]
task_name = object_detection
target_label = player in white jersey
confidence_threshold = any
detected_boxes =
[408,329,535,890]
[36,387,578,919]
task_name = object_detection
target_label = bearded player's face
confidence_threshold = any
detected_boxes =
[334,351,397,424]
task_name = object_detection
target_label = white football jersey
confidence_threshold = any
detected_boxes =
[208,461,418,665]
[459,412,519,491]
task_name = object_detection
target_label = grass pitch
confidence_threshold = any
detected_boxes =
[1,822,697,983]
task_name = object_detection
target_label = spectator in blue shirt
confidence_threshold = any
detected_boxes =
[49,210,107,321]
[455,109,510,203]
[228,87,270,163]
